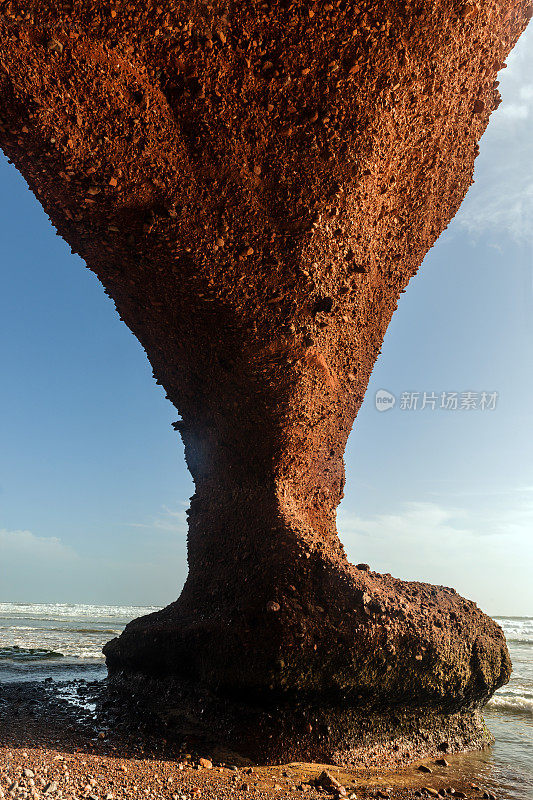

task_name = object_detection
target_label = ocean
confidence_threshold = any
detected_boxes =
[0,604,531,798]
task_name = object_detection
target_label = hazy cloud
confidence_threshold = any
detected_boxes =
[0,528,77,562]
[338,499,533,614]
[456,26,533,242]
[0,525,186,607]
[124,504,188,534]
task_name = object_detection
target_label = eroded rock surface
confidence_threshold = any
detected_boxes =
[0,0,530,764]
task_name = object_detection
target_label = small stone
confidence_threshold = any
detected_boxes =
[473,99,485,114]
[241,783,250,791]
[316,771,345,796]
[266,600,280,612]
[47,39,63,54]
[425,790,439,798]
[254,165,262,175]
[355,563,370,571]
[109,177,118,187]
[417,765,432,773]
[198,758,213,769]
[435,758,449,767]
[23,770,35,779]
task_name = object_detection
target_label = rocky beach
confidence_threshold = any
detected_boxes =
[1,607,531,799]
[0,679,506,800]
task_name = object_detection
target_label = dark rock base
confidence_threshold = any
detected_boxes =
[105,674,493,768]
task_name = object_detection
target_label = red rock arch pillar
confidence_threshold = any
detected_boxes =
[0,0,529,764]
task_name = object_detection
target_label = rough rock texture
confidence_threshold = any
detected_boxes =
[0,0,530,762]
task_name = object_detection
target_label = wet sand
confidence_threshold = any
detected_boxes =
[0,681,495,800]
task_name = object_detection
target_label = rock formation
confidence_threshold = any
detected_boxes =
[0,0,530,764]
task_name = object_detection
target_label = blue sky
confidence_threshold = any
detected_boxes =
[1,28,532,615]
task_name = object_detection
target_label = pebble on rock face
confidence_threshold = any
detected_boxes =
[47,38,63,54]
[355,563,370,571]
[417,765,432,773]
[315,771,346,796]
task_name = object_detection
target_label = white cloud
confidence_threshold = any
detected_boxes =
[498,102,529,120]
[0,524,186,606]
[456,25,533,242]
[124,504,188,534]
[337,499,533,615]
[0,528,77,562]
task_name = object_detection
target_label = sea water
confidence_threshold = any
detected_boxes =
[0,602,157,682]
[0,604,531,798]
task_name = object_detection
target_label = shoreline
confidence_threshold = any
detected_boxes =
[0,680,500,800]
[1,612,530,798]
